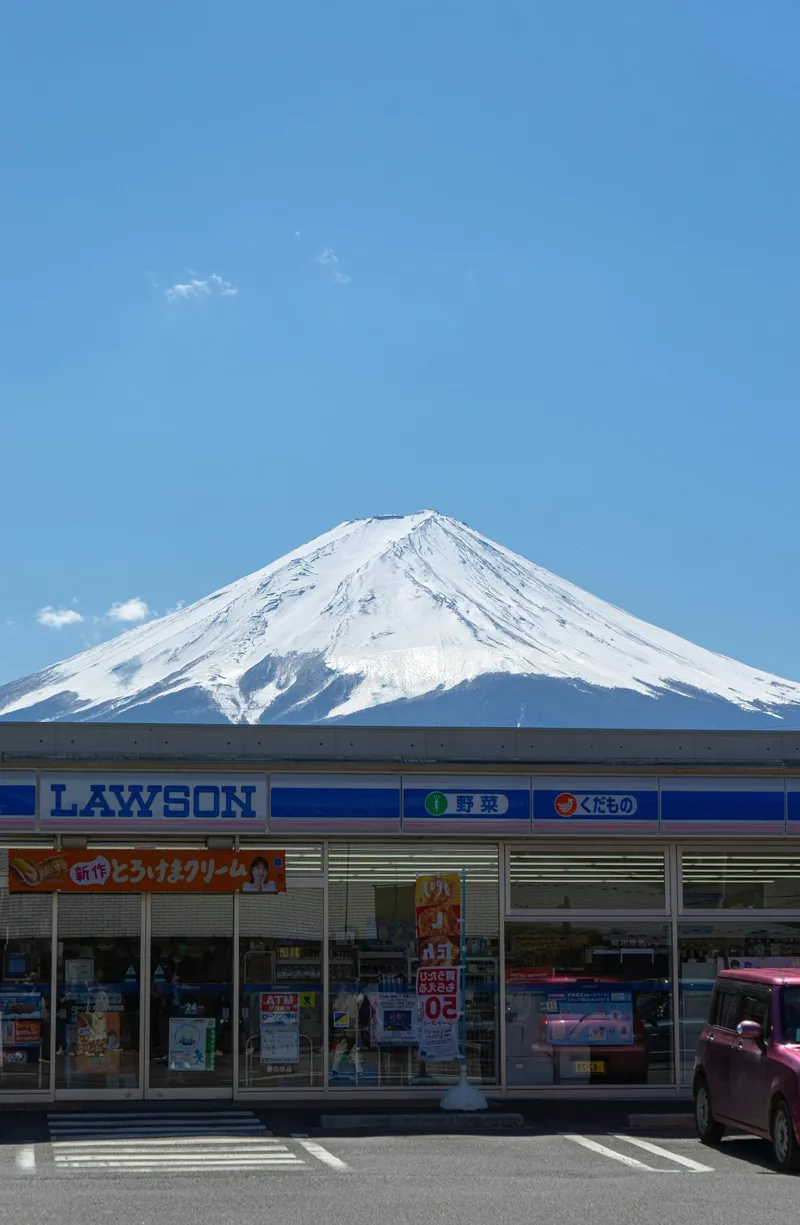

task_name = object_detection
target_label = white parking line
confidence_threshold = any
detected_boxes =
[612,1135,714,1172]
[296,1139,351,1171]
[564,1134,658,1171]
[15,1146,35,1173]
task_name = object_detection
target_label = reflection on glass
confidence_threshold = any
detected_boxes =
[0,892,52,1092]
[681,853,800,910]
[56,895,141,1090]
[504,922,673,1087]
[327,845,500,1087]
[509,852,666,910]
[148,895,233,1090]
[239,892,324,1088]
[678,921,800,1083]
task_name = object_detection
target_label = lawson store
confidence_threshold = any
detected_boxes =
[1,721,800,1103]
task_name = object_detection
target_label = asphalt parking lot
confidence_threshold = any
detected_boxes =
[0,1106,793,1225]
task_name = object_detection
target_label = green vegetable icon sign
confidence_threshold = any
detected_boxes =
[424,791,448,816]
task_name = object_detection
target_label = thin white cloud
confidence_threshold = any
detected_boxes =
[37,607,84,629]
[314,248,351,286]
[165,273,238,301]
[107,597,150,623]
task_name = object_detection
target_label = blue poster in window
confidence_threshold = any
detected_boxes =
[543,990,634,1046]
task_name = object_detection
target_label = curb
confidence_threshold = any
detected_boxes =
[320,1112,525,1132]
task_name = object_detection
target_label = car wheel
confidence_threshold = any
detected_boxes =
[695,1077,724,1145]
[771,1100,800,1173]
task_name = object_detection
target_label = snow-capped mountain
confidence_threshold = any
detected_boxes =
[3,511,800,728]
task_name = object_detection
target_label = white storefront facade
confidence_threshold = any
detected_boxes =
[0,722,798,1102]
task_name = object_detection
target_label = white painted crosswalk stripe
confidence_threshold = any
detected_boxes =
[564,1133,714,1174]
[296,1139,351,1171]
[611,1135,714,1172]
[47,1111,307,1174]
[564,1134,658,1170]
[15,1146,35,1173]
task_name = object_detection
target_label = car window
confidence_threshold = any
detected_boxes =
[713,987,741,1031]
[739,988,770,1034]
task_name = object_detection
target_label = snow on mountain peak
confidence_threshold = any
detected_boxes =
[2,510,800,726]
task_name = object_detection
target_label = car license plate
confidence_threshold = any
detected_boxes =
[573,1060,606,1074]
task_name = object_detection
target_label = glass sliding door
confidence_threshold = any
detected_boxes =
[239,889,324,1090]
[55,894,142,1095]
[148,894,233,1095]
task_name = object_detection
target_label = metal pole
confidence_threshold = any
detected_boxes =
[461,868,466,1068]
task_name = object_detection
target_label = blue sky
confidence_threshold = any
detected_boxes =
[2,1,800,686]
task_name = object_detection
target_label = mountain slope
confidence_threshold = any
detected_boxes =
[2,510,800,727]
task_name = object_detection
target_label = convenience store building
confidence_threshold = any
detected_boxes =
[1,721,800,1103]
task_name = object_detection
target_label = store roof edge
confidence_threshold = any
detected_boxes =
[1,722,800,770]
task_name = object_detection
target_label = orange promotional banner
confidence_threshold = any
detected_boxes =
[415,873,462,966]
[8,848,286,894]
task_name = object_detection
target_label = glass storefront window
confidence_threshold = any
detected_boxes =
[239,890,324,1088]
[0,885,52,1092]
[149,894,233,1091]
[328,844,499,1087]
[681,853,800,909]
[678,921,800,1083]
[56,894,141,1091]
[509,851,666,910]
[505,922,673,1087]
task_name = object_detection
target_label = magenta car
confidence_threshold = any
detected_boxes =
[693,968,800,1172]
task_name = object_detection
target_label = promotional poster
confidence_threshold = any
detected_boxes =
[259,993,300,1072]
[9,848,286,894]
[417,967,460,1062]
[415,873,462,967]
[168,1017,216,1071]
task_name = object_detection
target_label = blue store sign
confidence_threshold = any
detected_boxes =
[0,773,37,829]
[403,776,531,832]
[661,780,785,833]
[40,772,267,831]
[269,775,401,833]
[533,777,658,834]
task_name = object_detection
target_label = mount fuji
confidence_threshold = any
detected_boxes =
[2,511,800,729]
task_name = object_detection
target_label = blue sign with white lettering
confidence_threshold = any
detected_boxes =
[270,775,400,832]
[661,786,785,832]
[403,777,531,832]
[533,781,658,834]
[40,773,266,831]
[0,774,37,829]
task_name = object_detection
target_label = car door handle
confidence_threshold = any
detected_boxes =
[733,1043,743,1051]
[706,1034,714,1042]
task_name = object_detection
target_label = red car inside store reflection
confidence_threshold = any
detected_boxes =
[507,973,668,1084]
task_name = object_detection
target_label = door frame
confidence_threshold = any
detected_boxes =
[235,874,327,1099]
[143,892,235,1101]
[52,878,327,1102]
